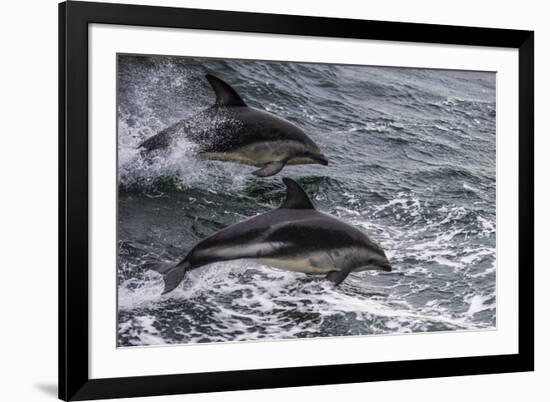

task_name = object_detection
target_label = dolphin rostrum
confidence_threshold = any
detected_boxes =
[139,74,328,177]
[150,178,392,294]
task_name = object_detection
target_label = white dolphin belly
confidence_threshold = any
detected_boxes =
[257,249,385,275]
[257,251,337,275]
[202,140,310,166]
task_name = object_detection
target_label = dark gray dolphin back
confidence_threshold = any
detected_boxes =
[206,74,247,107]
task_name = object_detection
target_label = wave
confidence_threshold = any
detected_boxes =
[118,258,494,346]
[116,54,497,346]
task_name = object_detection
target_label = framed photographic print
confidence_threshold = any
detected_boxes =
[59,1,534,400]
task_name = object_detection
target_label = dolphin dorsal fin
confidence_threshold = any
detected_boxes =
[205,74,247,107]
[280,178,315,210]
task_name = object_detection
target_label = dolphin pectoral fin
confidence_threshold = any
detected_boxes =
[252,161,286,177]
[326,270,350,286]
[148,261,190,295]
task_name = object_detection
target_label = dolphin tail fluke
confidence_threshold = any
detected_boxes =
[148,261,190,295]
[326,270,350,286]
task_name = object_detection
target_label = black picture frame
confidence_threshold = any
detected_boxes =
[59,1,534,400]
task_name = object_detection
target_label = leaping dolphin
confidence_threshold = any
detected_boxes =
[139,74,328,177]
[150,178,392,294]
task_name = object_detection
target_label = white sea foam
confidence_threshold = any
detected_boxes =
[118,315,166,346]
[119,250,494,345]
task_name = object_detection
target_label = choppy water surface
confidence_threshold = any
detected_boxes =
[117,55,496,346]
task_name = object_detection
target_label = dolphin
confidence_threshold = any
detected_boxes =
[139,74,328,177]
[150,178,392,294]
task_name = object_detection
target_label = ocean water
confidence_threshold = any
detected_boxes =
[117,54,496,346]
